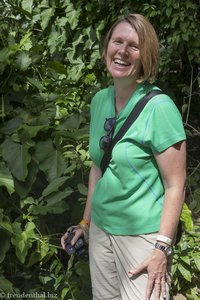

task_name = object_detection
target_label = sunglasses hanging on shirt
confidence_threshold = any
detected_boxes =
[99,117,116,152]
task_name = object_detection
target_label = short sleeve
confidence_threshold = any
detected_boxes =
[141,98,186,152]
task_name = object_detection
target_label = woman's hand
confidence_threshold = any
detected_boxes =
[60,226,84,250]
[128,249,169,300]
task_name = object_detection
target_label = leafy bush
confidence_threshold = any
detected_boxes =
[171,205,200,299]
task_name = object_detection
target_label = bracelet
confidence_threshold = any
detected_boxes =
[79,219,90,227]
[156,234,172,245]
[79,219,90,243]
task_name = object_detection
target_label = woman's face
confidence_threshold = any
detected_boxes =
[105,21,142,82]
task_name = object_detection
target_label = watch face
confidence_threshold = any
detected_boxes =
[166,246,172,256]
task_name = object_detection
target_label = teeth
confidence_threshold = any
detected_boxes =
[114,59,130,66]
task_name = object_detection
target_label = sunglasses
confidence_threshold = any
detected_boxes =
[99,117,116,152]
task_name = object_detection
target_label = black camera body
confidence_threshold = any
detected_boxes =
[64,228,88,261]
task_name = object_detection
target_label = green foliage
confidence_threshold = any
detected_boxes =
[0,0,199,299]
[172,205,200,299]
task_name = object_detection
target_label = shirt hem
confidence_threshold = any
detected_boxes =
[92,218,160,236]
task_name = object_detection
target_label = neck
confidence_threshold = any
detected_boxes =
[114,79,139,114]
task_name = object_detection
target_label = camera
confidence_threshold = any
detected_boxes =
[64,228,88,261]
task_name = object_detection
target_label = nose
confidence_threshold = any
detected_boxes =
[118,44,129,56]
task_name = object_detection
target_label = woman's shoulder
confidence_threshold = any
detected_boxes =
[142,82,176,107]
[91,85,114,107]
[93,85,114,99]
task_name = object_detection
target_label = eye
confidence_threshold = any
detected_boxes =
[129,43,139,50]
[112,39,122,45]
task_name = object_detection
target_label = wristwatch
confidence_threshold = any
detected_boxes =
[155,242,173,256]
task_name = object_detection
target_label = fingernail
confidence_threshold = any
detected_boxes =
[128,271,133,276]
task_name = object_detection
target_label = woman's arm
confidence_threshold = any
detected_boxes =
[61,163,101,249]
[155,141,186,240]
[83,163,102,222]
[129,140,186,300]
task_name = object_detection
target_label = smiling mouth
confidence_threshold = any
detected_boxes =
[113,58,130,67]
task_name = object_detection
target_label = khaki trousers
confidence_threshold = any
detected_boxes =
[89,222,171,300]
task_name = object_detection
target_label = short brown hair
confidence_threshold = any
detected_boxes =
[102,14,160,81]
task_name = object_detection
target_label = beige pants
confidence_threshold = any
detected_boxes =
[89,222,171,300]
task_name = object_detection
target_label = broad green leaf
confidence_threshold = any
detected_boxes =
[12,232,33,263]
[0,229,10,263]
[41,8,55,30]
[50,259,60,272]
[39,0,49,8]
[59,113,86,130]
[25,222,36,232]
[186,288,200,300]
[48,26,59,54]
[54,262,62,275]
[0,46,19,64]
[30,200,69,215]
[20,196,35,208]
[15,246,27,263]
[27,205,46,216]
[21,0,33,13]
[1,137,31,181]
[16,51,32,71]
[0,277,13,292]
[42,176,69,197]
[40,243,49,259]
[18,240,26,253]
[19,124,49,139]
[180,204,193,231]
[43,200,69,214]
[192,254,200,270]
[44,188,73,205]
[14,160,38,199]
[1,117,23,135]
[77,183,88,196]
[27,251,41,267]
[61,288,70,300]
[0,161,14,195]
[0,222,13,233]
[34,140,67,181]
[48,61,67,75]
[65,4,80,30]
[177,264,192,282]
[180,255,191,265]
[26,76,43,91]
[38,275,53,285]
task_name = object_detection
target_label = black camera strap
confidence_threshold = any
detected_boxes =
[100,89,163,175]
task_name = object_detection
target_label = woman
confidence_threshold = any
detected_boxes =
[61,13,186,300]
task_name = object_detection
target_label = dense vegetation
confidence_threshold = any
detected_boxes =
[0,0,199,299]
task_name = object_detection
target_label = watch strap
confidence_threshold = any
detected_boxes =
[155,242,172,256]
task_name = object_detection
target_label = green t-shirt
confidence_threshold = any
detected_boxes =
[89,82,186,235]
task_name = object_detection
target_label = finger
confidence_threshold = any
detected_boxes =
[145,276,154,300]
[154,282,161,300]
[128,260,148,276]
[166,272,172,285]
[161,279,167,300]
[71,228,83,245]
[61,233,68,249]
